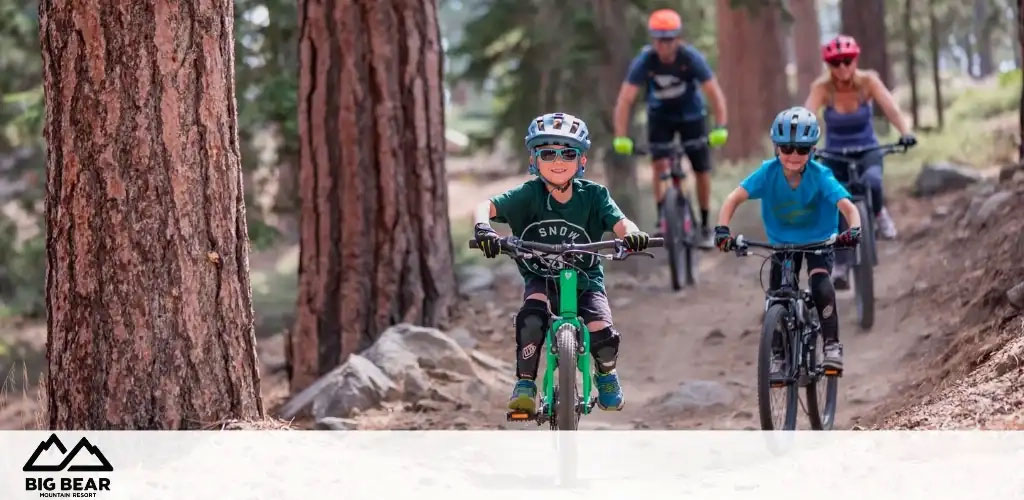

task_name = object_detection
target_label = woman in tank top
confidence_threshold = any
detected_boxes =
[804,35,917,289]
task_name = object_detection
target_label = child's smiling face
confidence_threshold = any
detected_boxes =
[534,144,584,186]
[776,144,812,173]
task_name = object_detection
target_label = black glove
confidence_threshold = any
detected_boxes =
[623,231,650,252]
[837,227,862,248]
[898,133,917,147]
[474,223,501,258]
[714,225,734,252]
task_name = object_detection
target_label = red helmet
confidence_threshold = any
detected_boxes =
[648,9,682,38]
[822,35,860,61]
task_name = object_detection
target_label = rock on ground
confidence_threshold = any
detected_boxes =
[914,163,982,197]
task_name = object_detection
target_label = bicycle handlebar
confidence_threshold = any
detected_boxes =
[814,142,911,163]
[732,234,838,254]
[469,236,664,253]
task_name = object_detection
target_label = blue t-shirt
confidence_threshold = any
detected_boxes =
[626,44,713,122]
[740,159,851,245]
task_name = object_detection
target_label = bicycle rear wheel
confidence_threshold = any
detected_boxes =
[853,199,875,330]
[805,328,839,430]
[555,324,580,431]
[662,188,687,291]
[758,304,798,430]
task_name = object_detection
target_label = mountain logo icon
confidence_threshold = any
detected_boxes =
[23,433,113,472]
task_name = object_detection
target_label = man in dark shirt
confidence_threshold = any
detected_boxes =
[612,8,729,249]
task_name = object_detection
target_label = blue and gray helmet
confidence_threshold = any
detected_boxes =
[524,112,591,178]
[524,112,591,153]
[769,106,820,146]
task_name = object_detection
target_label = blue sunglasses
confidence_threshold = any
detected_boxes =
[534,148,581,162]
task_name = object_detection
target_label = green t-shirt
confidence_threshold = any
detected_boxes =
[490,178,626,292]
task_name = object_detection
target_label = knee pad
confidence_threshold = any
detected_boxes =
[514,299,550,379]
[589,326,620,373]
[810,273,836,320]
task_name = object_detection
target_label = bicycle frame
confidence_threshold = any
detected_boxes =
[764,256,820,387]
[540,268,593,417]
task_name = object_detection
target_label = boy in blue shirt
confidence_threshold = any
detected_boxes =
[712,107,861,371]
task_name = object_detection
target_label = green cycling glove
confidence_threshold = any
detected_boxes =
[708,126,728,148]
[612,136,634,155]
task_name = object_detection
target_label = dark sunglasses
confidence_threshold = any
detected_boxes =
[778,144,812,155]
[534,148,581,162]
[827,57,855,67]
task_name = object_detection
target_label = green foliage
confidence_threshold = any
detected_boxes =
[247,216,281,251]
[449,0,717,154]
[948,69,1021,122]
[0,217,45,318]
[234,0,299,171]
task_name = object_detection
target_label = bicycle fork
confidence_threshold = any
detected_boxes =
[540,270,595,419]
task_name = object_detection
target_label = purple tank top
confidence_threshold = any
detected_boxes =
[823,100,877,150]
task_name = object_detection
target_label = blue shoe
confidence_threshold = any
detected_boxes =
[595,370,624,411]
[507,379,537,413]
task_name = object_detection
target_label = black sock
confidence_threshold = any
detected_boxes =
[701,209,709,229]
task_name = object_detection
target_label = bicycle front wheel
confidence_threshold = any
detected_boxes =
[805,329,839,430]
[758,304,798,430]
[555,324,580,431]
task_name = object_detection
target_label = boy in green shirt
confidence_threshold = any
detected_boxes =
[473,112,651,413]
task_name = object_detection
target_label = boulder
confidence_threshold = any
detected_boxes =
[914,163,982,196]
[971,191,1014,227]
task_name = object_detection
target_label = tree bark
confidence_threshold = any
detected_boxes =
[929,0,944,130]
[791,0,822,98]
[291,0,455,392]
[841,0,893,98]
[40,0,263,429]
[591,0,640,225]
[716,1,791,160]
[905,0,920,129]
[974,0,995,78]
[1019,0,1024,160]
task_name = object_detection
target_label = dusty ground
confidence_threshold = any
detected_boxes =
[3,165,1021,431]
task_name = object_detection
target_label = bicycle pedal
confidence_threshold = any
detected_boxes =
[506,411,534,421]
[823,368,843,376]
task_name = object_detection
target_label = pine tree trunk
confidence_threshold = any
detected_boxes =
[1019,0,1024,161]
[40,0,263,429]
[841,0,892,88]
[929,0,944,130]
[717,1,791,160]
[791,0,822,98]
[974,0,995,78]
[592,0,640,226]
[905,0,920,129]
[291,0,455,392]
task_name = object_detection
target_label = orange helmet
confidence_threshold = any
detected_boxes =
[648,9,682,39]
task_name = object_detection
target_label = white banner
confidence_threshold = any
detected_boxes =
[1,431,1022,499]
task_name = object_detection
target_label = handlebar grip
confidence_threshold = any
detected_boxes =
[648,237,665,248]
[468,239,480,249]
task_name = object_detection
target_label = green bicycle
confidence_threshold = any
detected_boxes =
[469,235,663,430]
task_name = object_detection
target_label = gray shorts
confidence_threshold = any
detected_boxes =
[523,279,613,326]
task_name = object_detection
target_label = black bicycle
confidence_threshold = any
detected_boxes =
[813,142,911,331]
[633,136,707,291]
[731,234,847,430]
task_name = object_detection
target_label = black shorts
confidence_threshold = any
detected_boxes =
[768,251,834,291]
[523,279,613,326]
[647,116,712,173]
